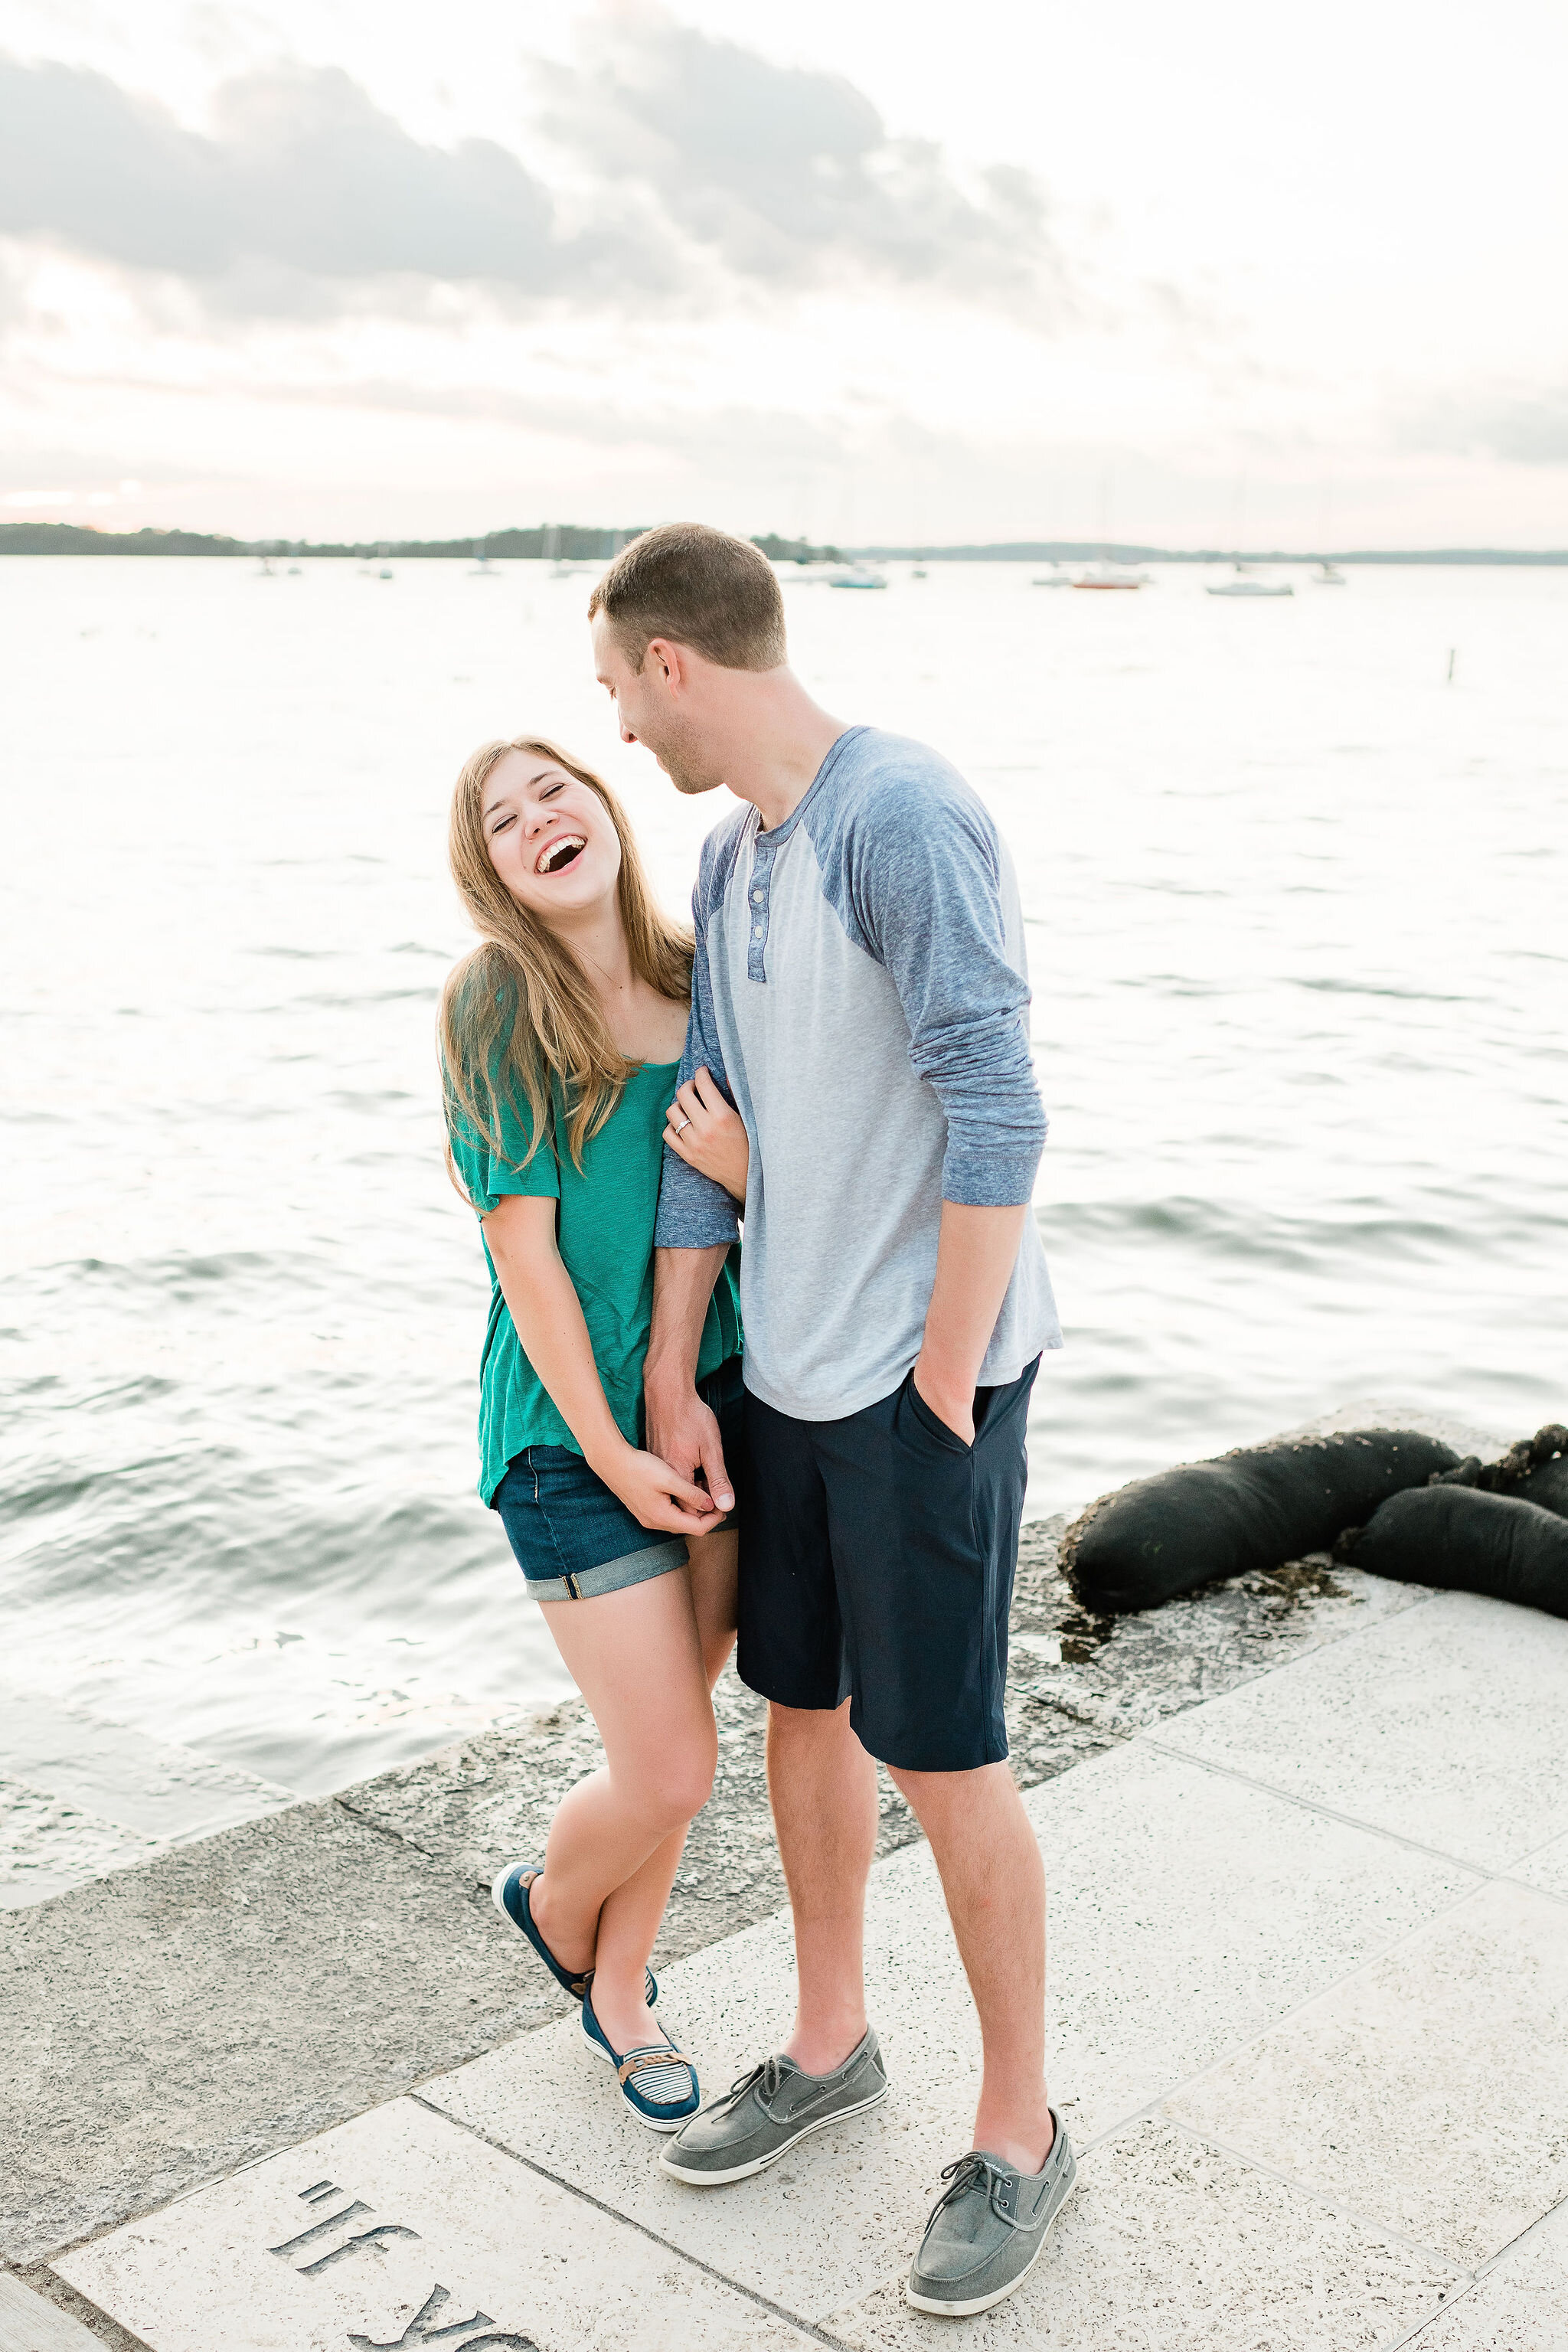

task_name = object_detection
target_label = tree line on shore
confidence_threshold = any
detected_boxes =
[2,521,1564,565]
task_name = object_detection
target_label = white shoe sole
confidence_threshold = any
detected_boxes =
[586,2025,696,2135]
[659,2082,890,2184]
[904,2177,1076,2317]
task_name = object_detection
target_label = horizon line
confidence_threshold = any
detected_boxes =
[2,521,1567,566]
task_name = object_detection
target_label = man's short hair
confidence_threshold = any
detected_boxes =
[588,523,786,672]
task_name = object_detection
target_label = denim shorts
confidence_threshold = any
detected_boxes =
[492,1356,744,1603]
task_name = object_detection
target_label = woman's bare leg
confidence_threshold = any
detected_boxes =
[589,1532,736,2020]
[528,1531,737,2049]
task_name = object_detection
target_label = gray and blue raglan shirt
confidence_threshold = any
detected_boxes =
[655,725,1061,1423]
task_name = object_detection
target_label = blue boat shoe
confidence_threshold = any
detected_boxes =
[491,1862,657,2007]
[906,2116,1076,2318]
[580,1983,701,2133]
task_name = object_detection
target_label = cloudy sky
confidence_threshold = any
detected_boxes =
[2,0,1565,547]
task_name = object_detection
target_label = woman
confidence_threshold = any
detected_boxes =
[440,733,746,2133]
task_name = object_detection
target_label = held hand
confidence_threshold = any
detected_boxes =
[665,1067,749,1202]
[598,1440,727,1537]
[645,1377,735,1515]
[912,1354,975,1447]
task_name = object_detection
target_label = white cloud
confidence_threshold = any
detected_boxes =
[537,15,1069,320]
[1408,388,1568,470]
[0,54,664,315]
[0,31,1067,326]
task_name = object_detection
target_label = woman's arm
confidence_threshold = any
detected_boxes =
[483,1193,724,1537]
[663,1067,749,1201]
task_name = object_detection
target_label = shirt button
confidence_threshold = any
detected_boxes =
[752,889,763,902]
[753,925,763,939]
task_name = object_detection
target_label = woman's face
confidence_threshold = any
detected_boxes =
[480,750,622,924]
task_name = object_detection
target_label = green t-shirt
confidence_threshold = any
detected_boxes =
[449,1057,742,1503]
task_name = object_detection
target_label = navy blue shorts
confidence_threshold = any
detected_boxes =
[737,1358,1039,1772]
[494,1355,744,1603]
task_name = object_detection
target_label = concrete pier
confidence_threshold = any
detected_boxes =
[5,1413,1566,2350]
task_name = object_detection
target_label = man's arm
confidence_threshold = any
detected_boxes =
[852,771,1047,1439]
[913,1203,1029,1444]
[645,1243,734,1510]
[646,831,743,1503]
[655,834,744,1256]
[487,1197,724,1533]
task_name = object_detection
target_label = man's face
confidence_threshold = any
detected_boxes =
[591,612,726,797]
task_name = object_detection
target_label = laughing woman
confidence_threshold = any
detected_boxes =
[440,734,746,2134]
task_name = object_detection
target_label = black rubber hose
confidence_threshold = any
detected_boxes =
[1339,1484,1568,1618]
[1063,1429,1459,1614]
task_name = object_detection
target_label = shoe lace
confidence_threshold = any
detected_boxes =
[717,2055,786,2114]
[927,2153,1025,2233]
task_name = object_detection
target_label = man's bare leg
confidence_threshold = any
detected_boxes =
[768,1697,880,2075]
[890,1758,1054,2174]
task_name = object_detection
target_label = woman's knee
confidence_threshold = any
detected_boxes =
[620,1720,717,1828]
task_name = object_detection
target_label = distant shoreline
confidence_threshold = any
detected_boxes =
[3,521,1567,565]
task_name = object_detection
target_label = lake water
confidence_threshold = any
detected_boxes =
[2,556,1563,1824]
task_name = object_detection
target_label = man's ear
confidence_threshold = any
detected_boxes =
[645,636,684,690]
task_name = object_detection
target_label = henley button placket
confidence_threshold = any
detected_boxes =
[747,835,776,982]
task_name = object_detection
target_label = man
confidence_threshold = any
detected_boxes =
[588,523,1073,2319]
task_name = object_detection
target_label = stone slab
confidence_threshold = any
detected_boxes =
[824,2118,1459,2350]
[1155,1590,1568,1870]
[427,1900,955,2324]
[423,1736,1468,2314]
[1167,1878,1568,2269]
[867,1739,1471,2143]
[0,2273,110,2352]
[0,1685,296,1847]
[0,1799,572,2267]
[1,1506,1296,2276]
[0,1779,161,1913]
[1511,1833,1568,1905]
[54,2097,816,2352]
[2,1442,1523,2285]
[1016,1560,1429,1743]
[5,2278,146,2352]
[1408,2200,1568,2351]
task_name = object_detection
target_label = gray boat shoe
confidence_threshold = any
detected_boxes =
[906,2115,1076,2318]
[659,2027,887,2186]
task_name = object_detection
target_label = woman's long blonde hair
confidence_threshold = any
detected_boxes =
[439,735,693,1186]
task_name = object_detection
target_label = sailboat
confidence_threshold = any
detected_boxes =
[1206,561,1292,599]
[1066,475,1147,587]
[544,524,597,579]
[469,541,501,577]
[1311,560,1348,586]
[1071,559,1145,591]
